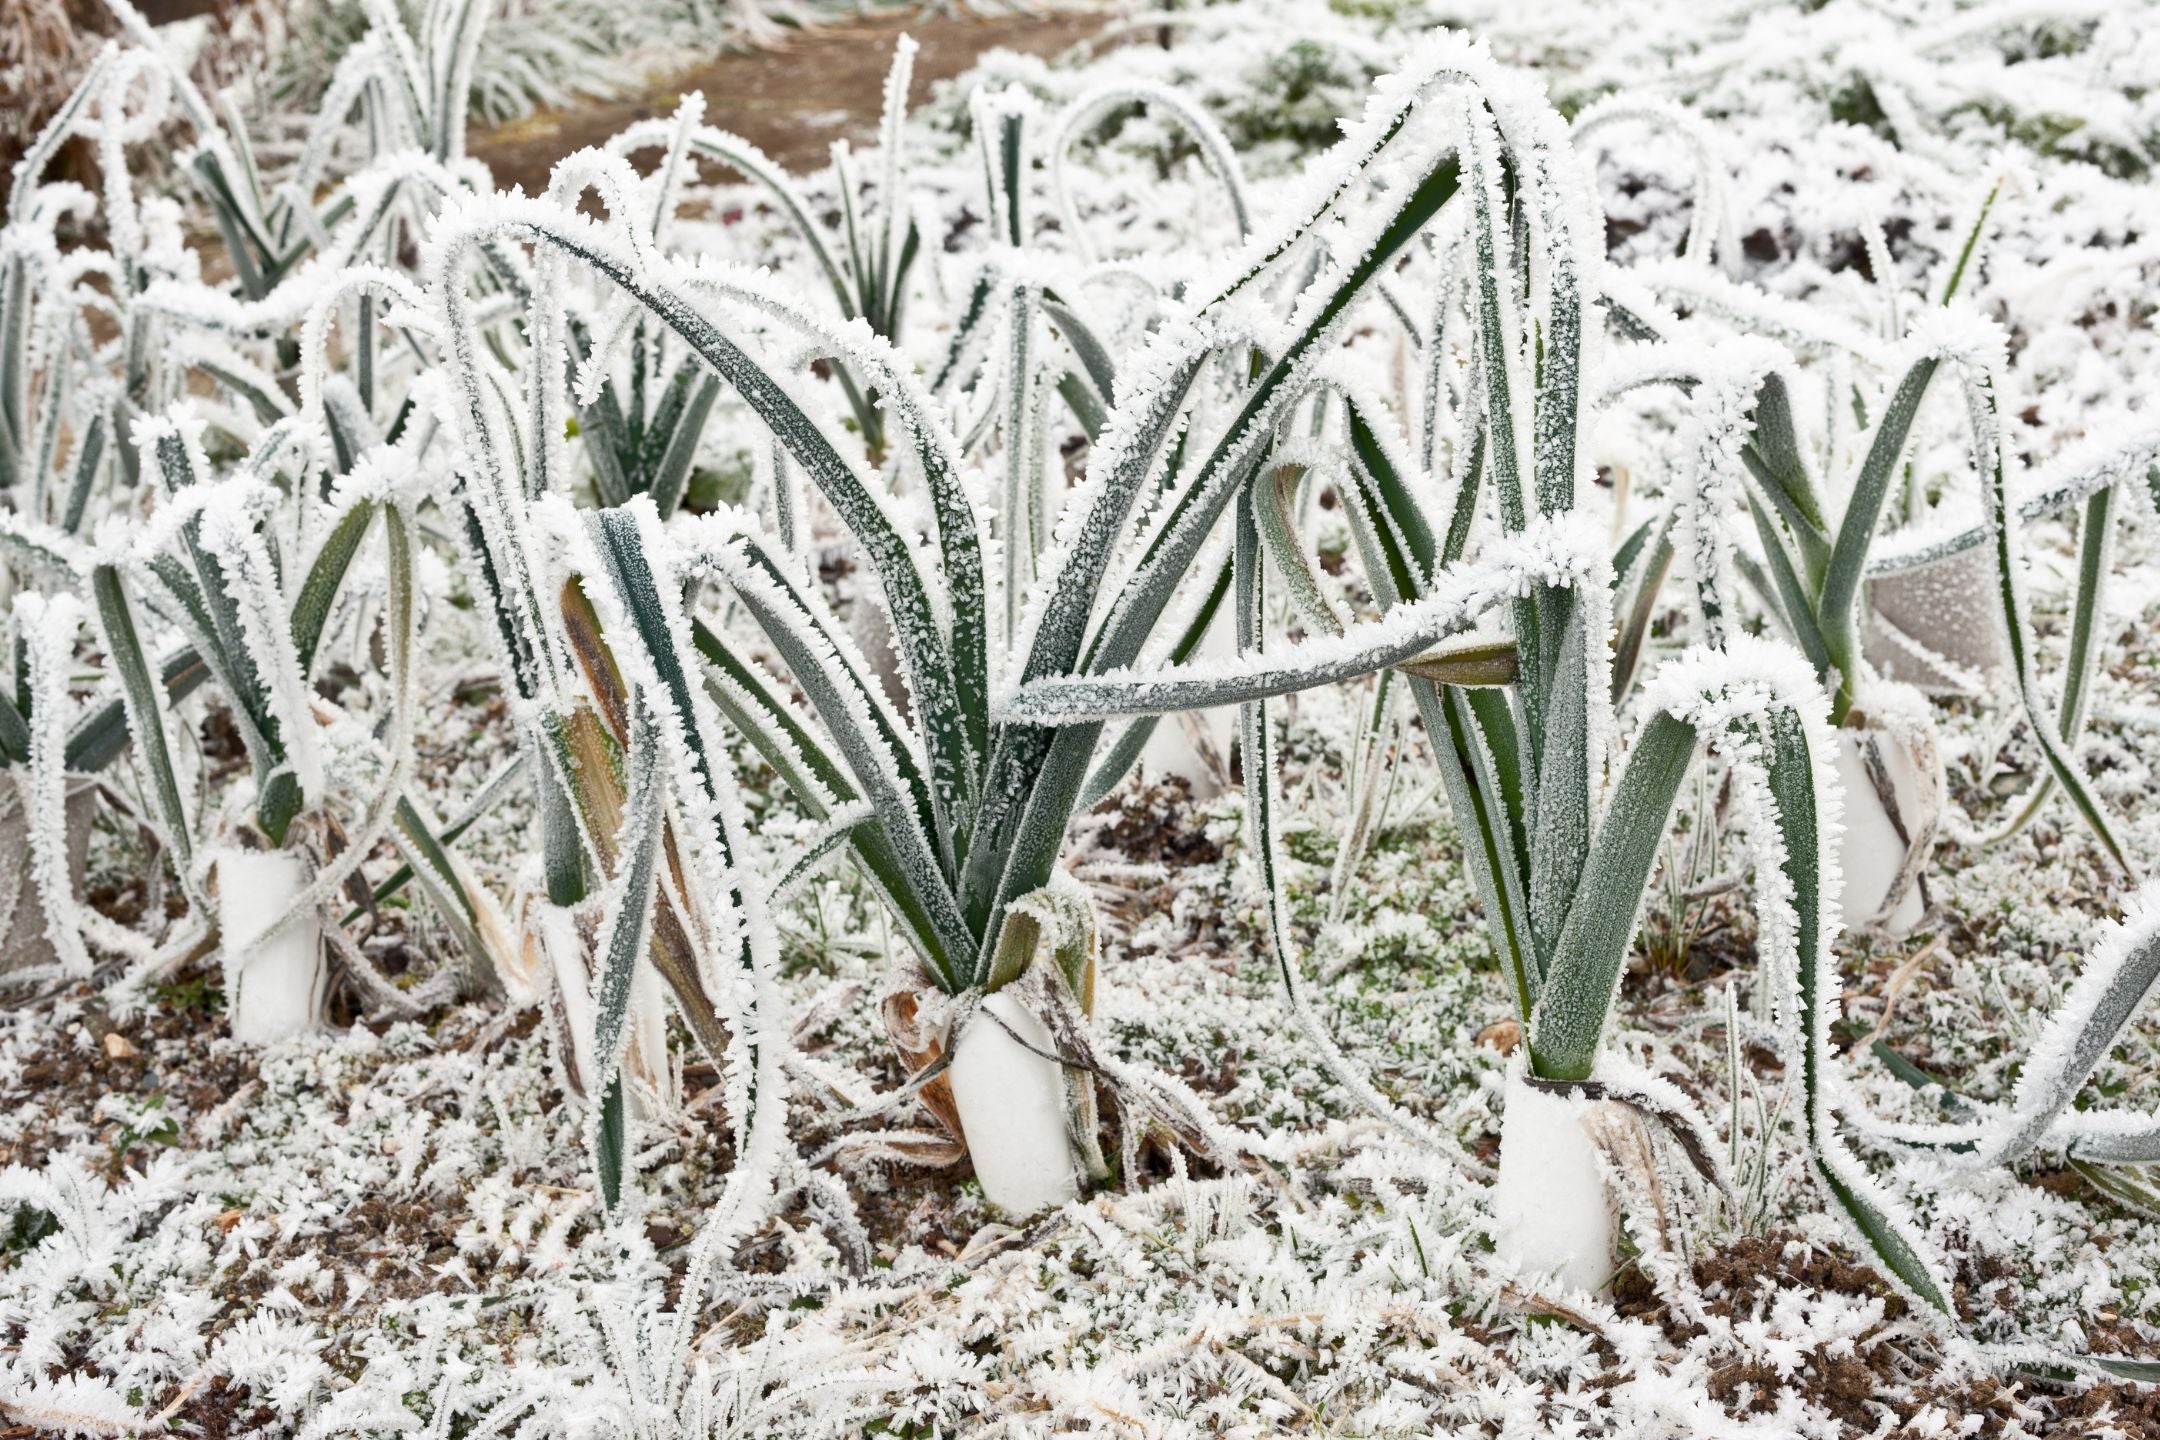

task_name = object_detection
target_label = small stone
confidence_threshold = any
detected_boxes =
[100,1032,137,1060]
[1475,1018,1522,1054]
[213,1209,242,1233]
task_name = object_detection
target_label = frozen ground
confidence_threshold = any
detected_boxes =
[14,733,2160,1436]
[7,0,2160,1434]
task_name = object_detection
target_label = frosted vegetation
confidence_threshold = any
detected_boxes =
[4,0,2160,1433]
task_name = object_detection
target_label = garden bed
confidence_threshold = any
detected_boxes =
[5,0,2160,1434]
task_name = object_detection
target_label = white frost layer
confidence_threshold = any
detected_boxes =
[218,849,326,1046]
[948,990,1079,1217]
[1490,1062,1616,1295]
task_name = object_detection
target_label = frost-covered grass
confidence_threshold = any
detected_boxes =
[13,777,2160,1435]
[7,0,2160,1433]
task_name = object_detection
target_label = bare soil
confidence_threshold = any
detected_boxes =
[467,7,1112,193]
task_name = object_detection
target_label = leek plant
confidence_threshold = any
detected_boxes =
[1001,46,2160,1376]
[414,39,1333,1214]
[1000,40,1892,1292]
[0,0,571,1046]
[0,0,747,1219]
[1601,184,2149,932]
